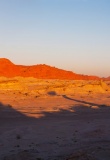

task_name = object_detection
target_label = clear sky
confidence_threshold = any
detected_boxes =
[0,0,110,77]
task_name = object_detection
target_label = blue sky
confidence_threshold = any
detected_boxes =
[0,0,110,77]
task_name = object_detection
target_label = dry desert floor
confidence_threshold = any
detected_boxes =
[0,77,110,160]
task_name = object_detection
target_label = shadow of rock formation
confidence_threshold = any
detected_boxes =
[0,97,110,160]
[62,95,109,108]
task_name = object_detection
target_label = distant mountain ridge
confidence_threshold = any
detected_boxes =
[103,76,110,81]
[0,58,101,80]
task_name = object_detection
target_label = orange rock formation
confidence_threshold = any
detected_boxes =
[0,58,100,80]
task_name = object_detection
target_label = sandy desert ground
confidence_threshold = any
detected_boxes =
[0,77,110,160]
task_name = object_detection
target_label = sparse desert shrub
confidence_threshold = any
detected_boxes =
[35,95,40,98]
[16,134,21,140]
[24,93,28,96]
[7,104,12,108]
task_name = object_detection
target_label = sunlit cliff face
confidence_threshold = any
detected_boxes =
[0,58,100,80]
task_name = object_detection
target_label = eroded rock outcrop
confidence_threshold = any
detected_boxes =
[0,58,101,80]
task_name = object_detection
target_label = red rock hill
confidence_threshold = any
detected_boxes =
[103,76,110,81]
[0,58,100,80]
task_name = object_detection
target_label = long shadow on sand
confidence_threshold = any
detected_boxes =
[62,95,108,108]
[0,96,110,160]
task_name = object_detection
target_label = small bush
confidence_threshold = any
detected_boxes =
[8,104,12,108]
[16,134,21,140]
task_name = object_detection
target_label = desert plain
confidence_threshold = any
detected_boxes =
[0,77,110,160]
